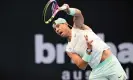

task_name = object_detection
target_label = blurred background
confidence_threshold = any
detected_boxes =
[0,0,133,80]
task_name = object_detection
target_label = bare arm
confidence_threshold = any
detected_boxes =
[60,4,84,28]
[71,8,84,28]
[65,35,93,70]
[66,52,88,70]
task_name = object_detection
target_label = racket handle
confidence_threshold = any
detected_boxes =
[60,5,67,10]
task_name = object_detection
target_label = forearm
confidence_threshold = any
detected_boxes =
[65,8,82,17]
[66,52,88,70]
[60,4,84,28]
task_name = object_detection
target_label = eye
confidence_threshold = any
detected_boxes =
[54,28,56,31]
[56,24,59,28]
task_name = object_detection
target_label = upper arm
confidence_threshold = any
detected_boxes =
[73,8,84,28]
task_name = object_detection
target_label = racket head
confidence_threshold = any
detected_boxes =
[43,0,59,24]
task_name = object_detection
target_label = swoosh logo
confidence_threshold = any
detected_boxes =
[118,75,122,78]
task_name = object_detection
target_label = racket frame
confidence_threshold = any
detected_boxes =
[43,0,60,24]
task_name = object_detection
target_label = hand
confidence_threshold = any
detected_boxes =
[84,35,93,50]
[59,4,69,11]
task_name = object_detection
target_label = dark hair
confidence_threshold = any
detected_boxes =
[52,21,56,25]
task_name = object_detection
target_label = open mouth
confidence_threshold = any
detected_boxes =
[59,32,63,35]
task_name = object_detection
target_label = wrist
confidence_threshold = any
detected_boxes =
[86,48,92,55]
[82,52,92,62]
[68,8,76,16]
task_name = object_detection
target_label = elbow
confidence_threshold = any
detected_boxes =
[74,8,82,16]
[77,9,81,13]
[76,9,82,14]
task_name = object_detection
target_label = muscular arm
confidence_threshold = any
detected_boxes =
[61,4,84,28]
[71,8,84,28]
[66,52,88,70]
[68,8,89,29]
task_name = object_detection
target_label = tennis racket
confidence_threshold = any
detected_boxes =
[42,0,67,24]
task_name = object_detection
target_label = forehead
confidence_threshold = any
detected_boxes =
[53,23,63,28]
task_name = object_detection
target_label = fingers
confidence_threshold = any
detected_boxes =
[89,40,93,44]
[84,35,93,50]
[63,4,69,8]
[84,35,93,44]
[59,4,69,10]
[84,35,88,42]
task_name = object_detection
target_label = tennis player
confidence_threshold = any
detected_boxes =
[52,4,127,80]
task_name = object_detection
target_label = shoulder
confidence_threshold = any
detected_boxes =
[73,24,91,30]
[66,42,75,52]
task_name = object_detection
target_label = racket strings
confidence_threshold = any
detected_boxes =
[45,3,54,21]
[44,1,58,23]
[52,3,58,14]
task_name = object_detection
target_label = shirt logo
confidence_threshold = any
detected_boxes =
[69,48,72,51]
[67,47,74,52]
[118,75,122,78]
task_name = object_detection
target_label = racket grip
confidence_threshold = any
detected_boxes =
[60,5,67,10]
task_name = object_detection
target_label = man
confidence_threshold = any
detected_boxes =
[52,4,127,80]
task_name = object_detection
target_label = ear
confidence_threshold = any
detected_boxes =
[64,23,69,27]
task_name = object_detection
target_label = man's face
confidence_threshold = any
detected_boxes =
[53,23,70,37]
